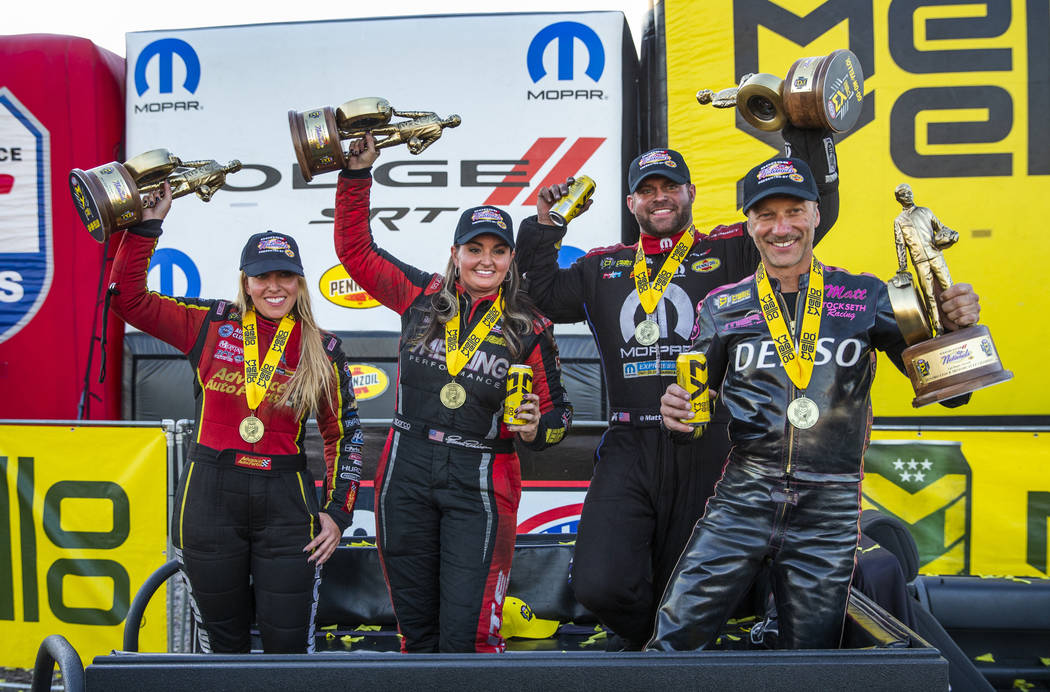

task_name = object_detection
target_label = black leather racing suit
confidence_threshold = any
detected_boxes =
[648,265,968,650]
[514,128,839,647]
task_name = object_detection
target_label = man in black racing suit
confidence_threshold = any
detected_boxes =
[649,156,981,650]
[514,127,840,649]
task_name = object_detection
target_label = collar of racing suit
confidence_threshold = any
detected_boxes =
[638,226,693,255]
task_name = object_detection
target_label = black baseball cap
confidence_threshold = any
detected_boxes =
[741,157,819,214]
[454,206,515,249]
[239,231,305,277]
[627,148,691,193]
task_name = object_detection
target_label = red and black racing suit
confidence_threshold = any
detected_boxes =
[648,266,969,650]
[110,221,361,653]
[513,129,839,648]
[334,169,573,653]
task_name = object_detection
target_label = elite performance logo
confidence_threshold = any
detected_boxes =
[132,37,202,114]
[526,21,607,101]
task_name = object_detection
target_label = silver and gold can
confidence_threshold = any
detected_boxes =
[548,175,596,227]
[503,364,534,425]
[676,352,711,427]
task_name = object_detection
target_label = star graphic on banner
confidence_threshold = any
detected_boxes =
[914,471,925,482]
[900,471,913,482]
[907,459,919,470]
[921,459,932,471]
[893,459,905,470]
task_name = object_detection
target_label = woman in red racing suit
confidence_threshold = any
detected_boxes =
[333,134,573,653]
[109,183,362,653]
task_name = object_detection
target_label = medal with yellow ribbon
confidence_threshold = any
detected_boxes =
[633,228,695,345]
[441,290,504,409]
[240,309,297,443]
[755,258,824,429]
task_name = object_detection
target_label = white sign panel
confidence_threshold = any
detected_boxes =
[126,13,629,333]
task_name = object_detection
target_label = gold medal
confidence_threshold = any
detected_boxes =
[786,396,819,429]
[239,415,265,443]
[634,319,660,345]
[440,381,467,409]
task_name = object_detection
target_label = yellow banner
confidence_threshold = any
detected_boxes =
[664,0,1046,417]
[863,430,1050,577]
[0,425,168,667]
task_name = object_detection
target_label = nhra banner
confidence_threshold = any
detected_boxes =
[662,0,1047,418]
[124,12,635,336]
[0,424,168,667]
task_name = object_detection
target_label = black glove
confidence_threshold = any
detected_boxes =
[782,124,838,185]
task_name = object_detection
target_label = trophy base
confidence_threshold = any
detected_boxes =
[69,163,142,243]
[288,106,346,182]
[783,49,864,133]
[902,325,1013,407]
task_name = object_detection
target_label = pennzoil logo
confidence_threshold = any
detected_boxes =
[348,364,389,401]
[692,258,721,273]
[319,265,381,309]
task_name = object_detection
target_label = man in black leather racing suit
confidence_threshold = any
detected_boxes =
[649,157,981,650]
[516,128,840,649]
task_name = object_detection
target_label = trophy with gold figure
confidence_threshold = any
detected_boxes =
[288,97,461,181]
[696,49,864,133]
[70,150,242,242]
[886,183,1012,406]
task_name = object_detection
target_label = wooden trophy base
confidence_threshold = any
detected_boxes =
[783,49,864,133]
[69,162,142,242]
[902,324,1013,407]
[288,106,346,182]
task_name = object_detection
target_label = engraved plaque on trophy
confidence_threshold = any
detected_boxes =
[288,97,461,181]
[886,184,1012,407]
[69,149,242,242]
[696,49,864,133]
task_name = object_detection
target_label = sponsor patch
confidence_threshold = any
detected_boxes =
[714,288,752,311]
[235,454,272,470]
[471,208,507,229]
[637,150,675,168]
[218,324,234,338]
[755,159,801,183]
[602,271,622,279]
[725,312,764,331]
[258,236,295,258]
[611,411,631,423]
[691,258,721,273]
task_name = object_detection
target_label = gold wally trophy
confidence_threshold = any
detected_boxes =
[70,150,242,242]
[288,97,461,181]
[886,183,1012,407]
[696,49,864,133]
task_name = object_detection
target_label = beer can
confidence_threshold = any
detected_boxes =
[548,175,596,227]
[676,352,711,427]
[503,364,534,425]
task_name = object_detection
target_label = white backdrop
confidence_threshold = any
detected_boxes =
[125,12,631,333]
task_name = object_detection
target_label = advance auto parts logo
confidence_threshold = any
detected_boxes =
[320,265,380,309]
[132,37,201,114]
[348,364,389,401]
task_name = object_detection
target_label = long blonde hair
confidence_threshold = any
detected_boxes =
[236,274,335,419]
[410,256,536,360]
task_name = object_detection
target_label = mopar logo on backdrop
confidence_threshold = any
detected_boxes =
[526,21,607,101]
[147,248,201,298]
[131,38,202,114]
[0,88,53,345]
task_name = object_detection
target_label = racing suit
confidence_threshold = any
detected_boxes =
[513,129,839,647]
[110,223,361,653]
[648,266,969,650]
[334,169,573,653]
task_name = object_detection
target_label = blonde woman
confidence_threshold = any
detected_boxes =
[109,182,361,653]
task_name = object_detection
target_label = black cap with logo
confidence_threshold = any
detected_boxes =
[741,157,820,214]
[453,206,515,249]
[239,231,305,277]
[627,148,691,193]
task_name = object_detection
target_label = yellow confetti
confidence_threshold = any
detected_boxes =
[325,632,335,640]
[727,616,756,625]
[354,625,382,632]
[341,635,363,644]
[350,539,375,547]
[1012,680,1033,691]
[1040,658,1050,667]
[321,624,337,631]
[975,653,995,663]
